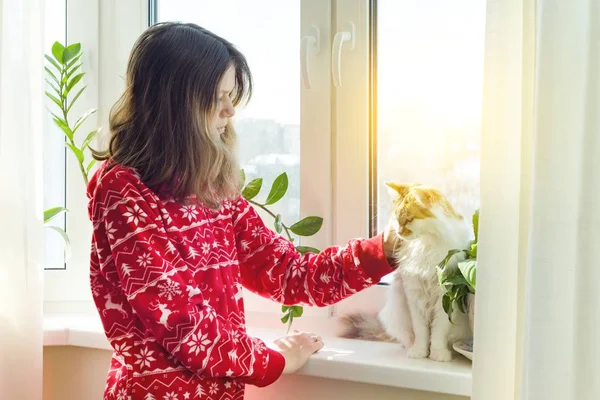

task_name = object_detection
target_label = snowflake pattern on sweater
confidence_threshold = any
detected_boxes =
[87,163,392,400]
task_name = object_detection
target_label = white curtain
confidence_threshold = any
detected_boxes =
[523,0,600,399]
[475,0,600,399]
[0,0,46,399]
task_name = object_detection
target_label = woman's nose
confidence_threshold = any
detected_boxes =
[222,99,235,118]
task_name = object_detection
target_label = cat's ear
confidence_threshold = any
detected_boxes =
[385,182,416,200]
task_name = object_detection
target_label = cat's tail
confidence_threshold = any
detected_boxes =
[336,312,394,342]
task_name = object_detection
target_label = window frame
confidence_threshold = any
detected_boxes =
[328,0,389,316]
[43,0,69,272]
[44,0,149,307]
[44,0,339,321]
[43,0,492,367]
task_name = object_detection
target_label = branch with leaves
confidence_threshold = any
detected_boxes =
[240,170,323,332]
[45,41,98,184]
[43,41,99,257]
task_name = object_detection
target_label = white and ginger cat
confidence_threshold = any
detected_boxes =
[339,182,472,362]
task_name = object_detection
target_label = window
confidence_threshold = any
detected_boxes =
[373,0,484,231]
[156,0,302,237]
[371,0,486,282]
[45,0,484,318]
[43,0,68,270]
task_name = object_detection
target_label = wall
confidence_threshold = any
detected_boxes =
[43,347,469,400]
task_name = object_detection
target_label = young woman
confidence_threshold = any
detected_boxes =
[88,22,398,400]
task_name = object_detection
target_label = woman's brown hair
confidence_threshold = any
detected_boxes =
[93,22,252,208]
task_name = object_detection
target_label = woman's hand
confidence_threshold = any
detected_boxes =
[383,218,401,259]
[271,331,324,374]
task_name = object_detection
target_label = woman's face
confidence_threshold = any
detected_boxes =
[213,65,236,136]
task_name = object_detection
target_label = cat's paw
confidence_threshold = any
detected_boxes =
[429,348,453,362]
[407,346,429,359]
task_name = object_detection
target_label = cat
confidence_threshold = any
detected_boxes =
[339,182,472,362]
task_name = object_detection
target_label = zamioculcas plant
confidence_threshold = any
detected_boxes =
[44,41,98,259]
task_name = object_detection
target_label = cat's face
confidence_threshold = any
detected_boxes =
[386,182,465,241]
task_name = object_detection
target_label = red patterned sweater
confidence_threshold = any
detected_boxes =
[87,162,393,400]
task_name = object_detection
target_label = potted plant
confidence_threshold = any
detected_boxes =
[436,209,478,334]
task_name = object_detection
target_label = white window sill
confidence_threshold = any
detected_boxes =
[43,314,472,397]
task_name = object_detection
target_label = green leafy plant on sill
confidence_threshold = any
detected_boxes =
[436,209,479,322]
[43,41,98,259]
[240,170,323,332]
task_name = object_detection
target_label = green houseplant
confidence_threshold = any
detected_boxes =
[437,209,478,332]
[44,41,322,330]
[44,41,98,259]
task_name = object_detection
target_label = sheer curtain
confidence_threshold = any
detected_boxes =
[522,1,600,399]
[475,0,600,399]
[0,0,46,399]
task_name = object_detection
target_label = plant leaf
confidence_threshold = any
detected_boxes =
[65,73,84,97]
[264,173,288,205]
[274,214,283,234]
[281,305,290,312]
[446,275,469,286]
[66,86,87,114]
[63,63,83,84]
[44,207,68,224]
[458,260,477,291]
[45,67,60,86]
[51,42,65,64]
[45,91,63,109]
[295,246,320,255]
[242,178,262,200]
[45,54,62,72]
[291,306,303,318]
[289,216,323,237]
[52,117,74,141]
[45,80,61,97]
[437,265,448,286]
[81,129,98,150]
[73,108,97,133]
[457,294,467,314]
[457,285,470,300]
[442,293,451,316]
[239,169,246,189]
[437,248,466,271]
[86,159,97,176]
[47,110,64,124]
[467,242,478,259]
[65,52,83,71]
[62,43,81,63]
[472,209,479,242]
[281,314,290,324]
[462,295,470,312]
[47,225,71,262]
[66,143,84,164]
